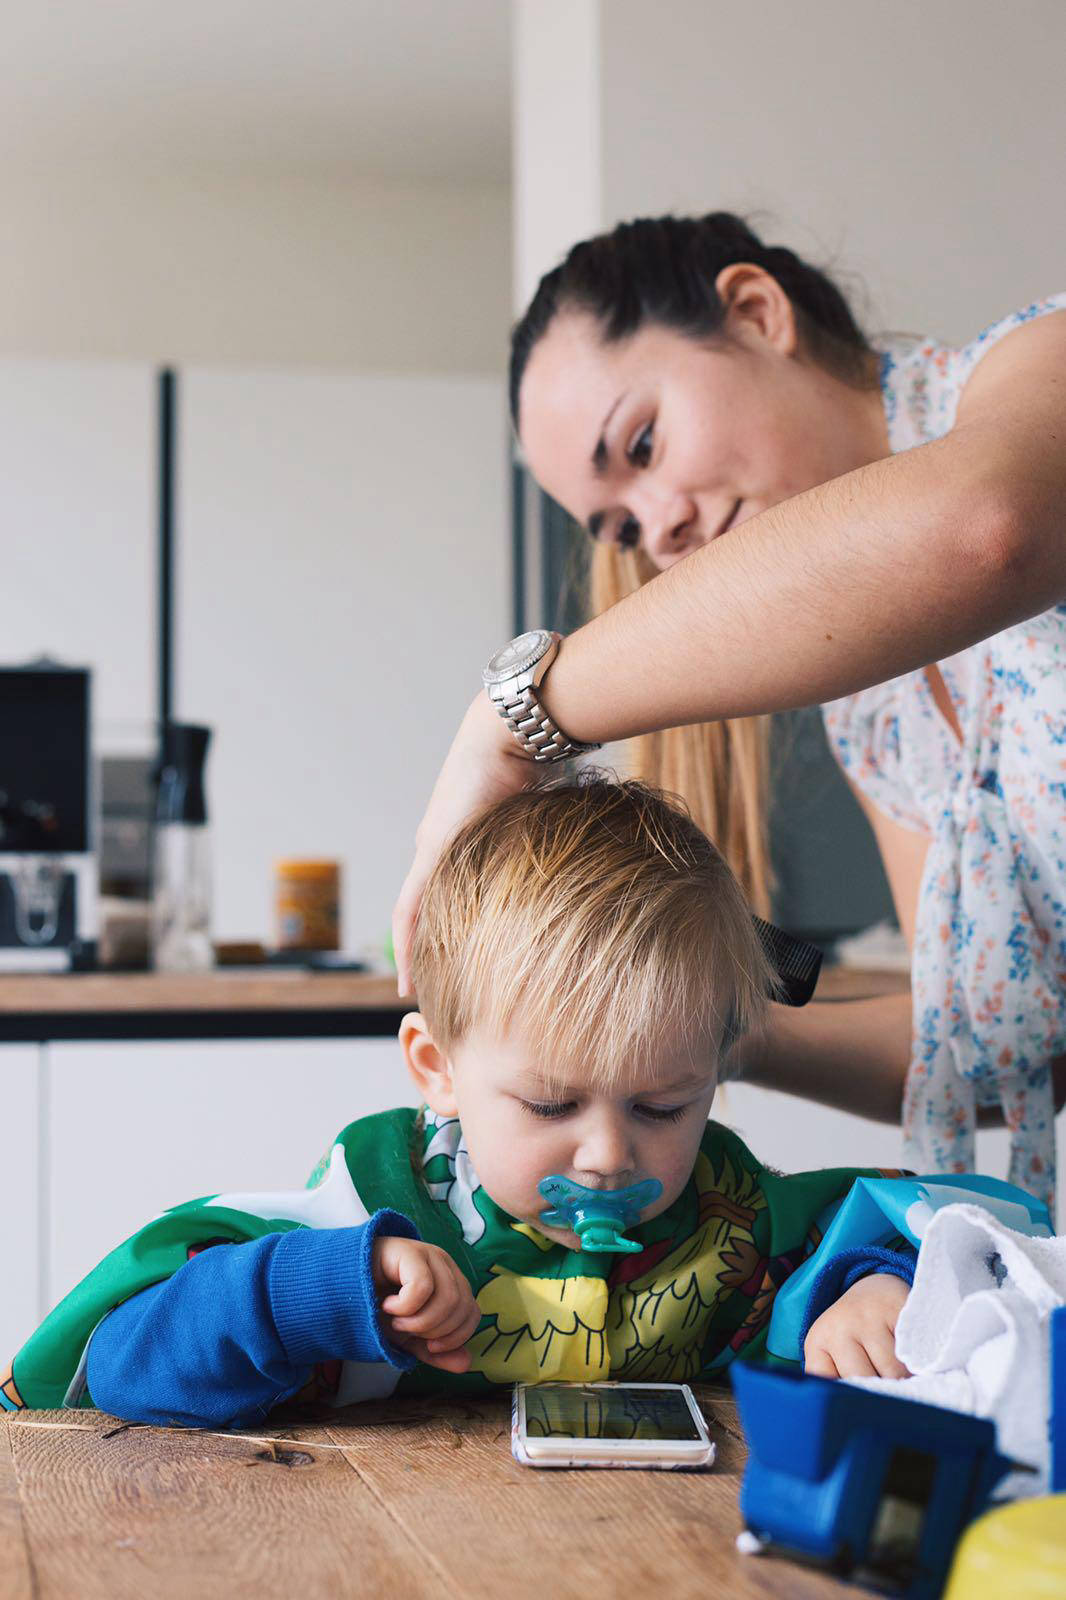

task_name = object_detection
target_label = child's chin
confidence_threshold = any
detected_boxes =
[527,1219,582,1250]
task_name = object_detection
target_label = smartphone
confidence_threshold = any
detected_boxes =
[511,1381,716,1470]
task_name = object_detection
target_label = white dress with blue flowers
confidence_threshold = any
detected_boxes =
[822,295,1066,1212]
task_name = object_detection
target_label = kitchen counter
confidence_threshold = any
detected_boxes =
[0,970,413,1041]
[0,964,907,1043]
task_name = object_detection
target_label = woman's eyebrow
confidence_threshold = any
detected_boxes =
[591,392,627,474]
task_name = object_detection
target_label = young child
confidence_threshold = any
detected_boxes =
[3,779,917,1427]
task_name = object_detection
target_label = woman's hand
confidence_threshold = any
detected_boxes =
[803,1273,912,1380]
[373,1234,482,1373]
[392,692,534,994]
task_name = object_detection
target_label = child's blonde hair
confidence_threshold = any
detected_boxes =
[410,775,772,1087]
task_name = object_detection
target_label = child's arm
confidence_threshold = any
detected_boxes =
[799,1247,916,1380]
[85,1213,479,1429]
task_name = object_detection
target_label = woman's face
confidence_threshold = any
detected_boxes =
[517,295,885,572]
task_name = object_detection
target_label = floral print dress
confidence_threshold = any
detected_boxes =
[823,295,1066,1213]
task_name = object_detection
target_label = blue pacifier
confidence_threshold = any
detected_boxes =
[537,1175,663,1253]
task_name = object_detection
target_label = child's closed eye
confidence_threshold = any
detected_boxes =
[520,1100,576,1119]
[519,1099,687,1123]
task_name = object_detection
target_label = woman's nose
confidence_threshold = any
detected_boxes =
[635,486,700,569]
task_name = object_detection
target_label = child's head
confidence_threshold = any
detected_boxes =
[400,776,771,1245]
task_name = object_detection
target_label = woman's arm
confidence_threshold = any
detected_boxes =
[394,314,1066,987]
[546,311,1066,740]
[735,993,913,1124]
[736,991,1066,1125]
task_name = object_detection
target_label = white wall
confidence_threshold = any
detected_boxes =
[0,359,155,742]
[0,167,511,374]
[516,0,1066,341]
[178,367,508,947]
[513,0,601,312]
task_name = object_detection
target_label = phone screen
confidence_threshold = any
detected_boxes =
[523,1384,702,1442]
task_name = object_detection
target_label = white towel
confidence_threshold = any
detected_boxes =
[849,1202,1066,1497]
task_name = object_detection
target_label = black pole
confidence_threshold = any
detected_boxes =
[158,368,176,732]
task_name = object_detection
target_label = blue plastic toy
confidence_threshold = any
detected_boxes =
[732,1364,1024,1599]
[537,1175,662,1252]
[1052,1304,1066,1494]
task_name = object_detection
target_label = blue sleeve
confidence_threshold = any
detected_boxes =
[86,1208,420,1429]
[798,1244,916,1356]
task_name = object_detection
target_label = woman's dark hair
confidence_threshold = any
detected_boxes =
[509,212,872,428]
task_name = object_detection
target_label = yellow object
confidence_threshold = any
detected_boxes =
[274,859,341,951]
[944,1496,1066,1598]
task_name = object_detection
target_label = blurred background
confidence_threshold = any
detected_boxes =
[3,1,1064,1352]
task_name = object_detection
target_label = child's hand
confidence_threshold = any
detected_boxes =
[372,1235,481,1373]
[803,1273,912,1380]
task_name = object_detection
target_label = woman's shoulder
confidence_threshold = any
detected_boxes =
[876,294,1066,449]
[956,293,1066,384]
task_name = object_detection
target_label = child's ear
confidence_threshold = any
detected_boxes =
[399,1012,458,1116]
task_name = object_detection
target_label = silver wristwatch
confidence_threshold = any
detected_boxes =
[482,629,601,763]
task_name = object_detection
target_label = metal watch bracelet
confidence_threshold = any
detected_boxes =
[486,676,599,763]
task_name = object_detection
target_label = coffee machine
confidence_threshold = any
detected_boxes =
[0,662,96,968]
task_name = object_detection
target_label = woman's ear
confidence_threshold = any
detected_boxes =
[714,263,799,357]
[399,1012,459,1116]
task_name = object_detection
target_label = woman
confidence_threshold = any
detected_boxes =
[394,213,1066,1208]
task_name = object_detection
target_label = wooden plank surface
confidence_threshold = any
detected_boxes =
[0,970,411,1015]
[814,965,908,1002]
[0,965,903,1018]
[1,1391,864,1600]
[0,1423,32,1600]
[3,1413,435,1600]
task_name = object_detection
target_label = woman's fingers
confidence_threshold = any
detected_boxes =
[391,871,420,997]
[392,693,536,993]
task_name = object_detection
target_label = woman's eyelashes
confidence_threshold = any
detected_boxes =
[626,420,654,468]
[607,421,653,548]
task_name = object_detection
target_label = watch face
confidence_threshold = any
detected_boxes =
[483,629,551,684]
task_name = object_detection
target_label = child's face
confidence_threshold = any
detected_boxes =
[402,1015,718,1248]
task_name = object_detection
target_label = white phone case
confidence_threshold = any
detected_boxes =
[511,1382,717,1471]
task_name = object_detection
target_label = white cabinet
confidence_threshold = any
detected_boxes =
[717,1080,907,1176]
[46,1038,419,1313]
[0,1046,40,1362]
[720,1080,1065,1227]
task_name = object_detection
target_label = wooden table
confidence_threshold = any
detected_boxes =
[0,1387,864,1600]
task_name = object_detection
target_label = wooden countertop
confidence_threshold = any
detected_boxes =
[0,963,907,1043]
[0,1388,864,1600]
[0,962,905,1016]
[0,969,412,1015]
[0,969,414,1042]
